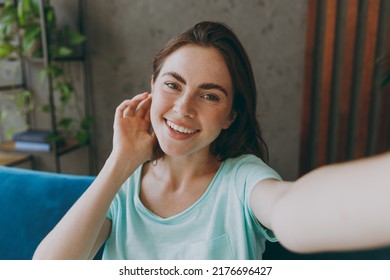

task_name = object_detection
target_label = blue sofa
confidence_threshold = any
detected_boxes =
[0,166,100,260]
[1,166,389,260]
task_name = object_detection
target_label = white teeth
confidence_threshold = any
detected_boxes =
[167,120,197,134]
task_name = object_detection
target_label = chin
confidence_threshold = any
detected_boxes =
[159,145,190,158]
[158,140,201,158]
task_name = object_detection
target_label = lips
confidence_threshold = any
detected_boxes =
[166,120,199,134]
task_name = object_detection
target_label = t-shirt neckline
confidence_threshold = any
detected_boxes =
[134,160,227,223]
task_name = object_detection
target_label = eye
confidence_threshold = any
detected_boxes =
[164,82,180,91]
[202,94,220,102]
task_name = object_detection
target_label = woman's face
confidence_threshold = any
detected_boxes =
[150,45,235,159]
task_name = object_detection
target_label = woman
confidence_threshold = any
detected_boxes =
[33,22,390,260]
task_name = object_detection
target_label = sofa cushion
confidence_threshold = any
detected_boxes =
[0,166,95,260]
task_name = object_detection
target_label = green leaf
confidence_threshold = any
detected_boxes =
[21,90,33,111]
[50,65,64,78]
[22,35,39,57]
[45,6,56,29]
[39,69,47,82]
[81,116,93,130]
[17,0,39,26]
[14,90,33,111]
[0,43,15,58]
[0,26,8,39]
[66,27,86,46]
[57,46,73,57]
[0,3,17,26]
[58,118,73,131]
[45,132,61,143]
[76,129,89,145]
[0,111,7,123]
[41,65,63,80]
[60,90,72,105]
[15,95,26,109]
[6,126,14,140]
[30,0,40,17]
[54,82,73,105]
[41,104,51,113]
[55,82,73,94]
[21,90,32,98]
[17,0,27,26]
[23,24,41,42]
[22,24,41,55]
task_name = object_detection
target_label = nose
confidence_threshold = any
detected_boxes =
[173,94,196,118]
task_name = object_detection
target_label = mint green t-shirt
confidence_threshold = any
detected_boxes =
[103,154,282,260]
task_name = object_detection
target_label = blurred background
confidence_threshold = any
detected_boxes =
[0,0,389,180]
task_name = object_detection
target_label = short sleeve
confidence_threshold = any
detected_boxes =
[106,195,117,220]
[233,155,282,242]
[105,182,124,221]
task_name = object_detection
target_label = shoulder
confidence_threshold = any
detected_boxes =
[108,165,143,214]
[221,154,281,203]
[223,154,282,183]
[224,153,264,166]
[119,165,143,192]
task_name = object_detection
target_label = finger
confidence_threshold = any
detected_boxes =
[125,92,149,118]
[144,98,152,123]
[135,94,152,119]
[128,93,151,118]
[144,106,151,123]
[115,100,132,120]
[115,92,148,119]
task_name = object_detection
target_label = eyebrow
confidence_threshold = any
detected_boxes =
[162,71,186,84]
[162,71,228,96]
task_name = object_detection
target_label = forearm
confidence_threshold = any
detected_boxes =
[271,152,390,253]
[33,155,139,259]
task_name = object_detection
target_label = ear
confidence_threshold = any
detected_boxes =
[150,75,155,93]
[222,111,237,129]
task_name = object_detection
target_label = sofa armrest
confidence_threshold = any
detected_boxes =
[0,166,96,260]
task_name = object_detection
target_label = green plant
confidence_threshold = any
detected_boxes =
[0,0,91,144]
[0,90,33,139]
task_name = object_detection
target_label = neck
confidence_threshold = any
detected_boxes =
[146,153,221,191]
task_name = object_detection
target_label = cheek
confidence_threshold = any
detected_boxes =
[150,93,167,124]
[210,107,235,128]
[222,114,235,129]
[151,90,173,111]
[150,100,159,126]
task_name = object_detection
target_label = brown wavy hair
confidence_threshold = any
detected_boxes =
[151,21,268,162]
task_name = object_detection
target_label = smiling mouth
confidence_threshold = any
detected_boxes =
[166,120,199,134]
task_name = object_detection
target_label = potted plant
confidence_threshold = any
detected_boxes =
[0,0,91,145]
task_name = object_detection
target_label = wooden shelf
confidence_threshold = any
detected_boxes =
[0,84,24,91]
[26,55,84,64]
[0,0,93,174]
[0,138,84,156]
[0,151,33,167]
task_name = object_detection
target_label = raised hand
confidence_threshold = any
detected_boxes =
[111,92,157,166]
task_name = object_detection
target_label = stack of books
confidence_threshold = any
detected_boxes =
[12,130,64,152]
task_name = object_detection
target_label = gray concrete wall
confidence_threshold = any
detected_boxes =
[1,0,306,179]
[83,0,307,180]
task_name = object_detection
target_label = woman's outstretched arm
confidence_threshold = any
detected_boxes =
[33,93,156,259]
[251,152,390,253]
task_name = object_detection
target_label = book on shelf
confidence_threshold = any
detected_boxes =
[13,130,52,143]
[14,141,52,152]
[12,130,64,152]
